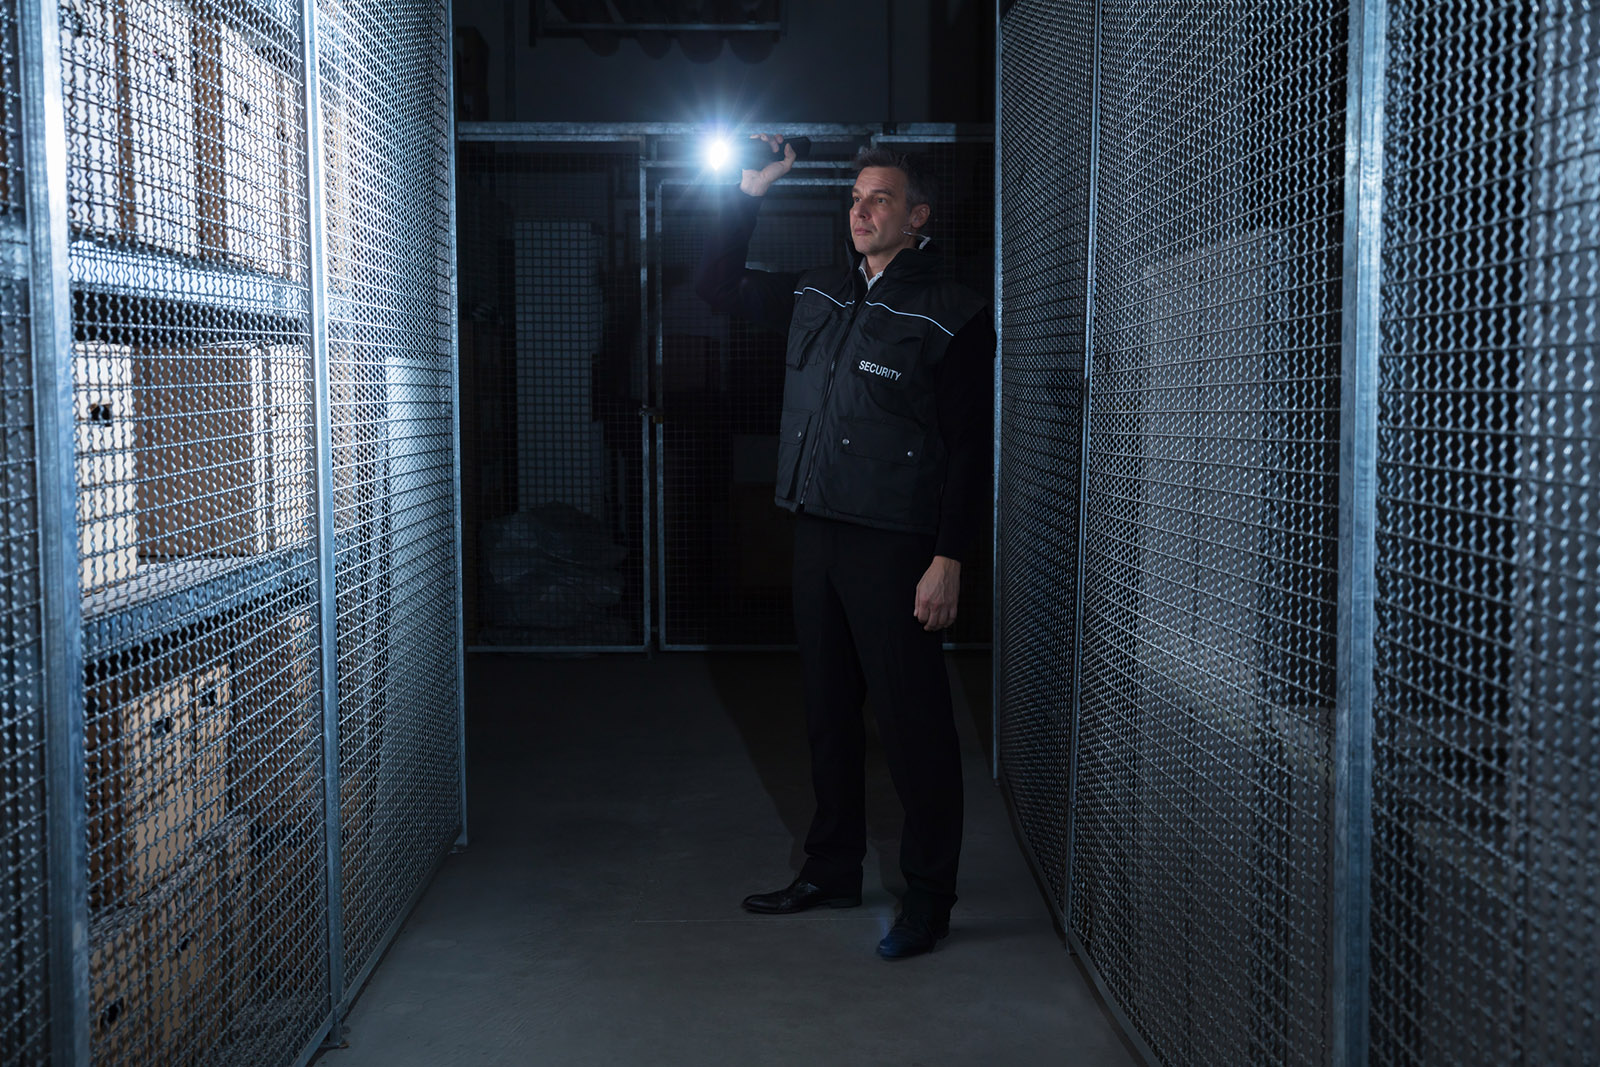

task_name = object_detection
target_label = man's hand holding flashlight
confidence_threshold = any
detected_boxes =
[740,134,796,197]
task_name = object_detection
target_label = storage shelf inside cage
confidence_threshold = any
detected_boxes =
[81,544,318,660]
[71,241,307,320]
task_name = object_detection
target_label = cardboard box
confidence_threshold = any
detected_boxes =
[74,343,136,487]
[58,0,199,254]
[143,828,247,1058]
[123,0,198,257]
[90,907,148,1063]
[86,663,232,909]
[220,27,295,277]
[135,345,313,559]
[59,0,122,241]
[74,344,137,592]
[195,20,298,277]
[247,813,325,1000]
[77,479,136,593]
[226,607,320,824]
[321,89,352,285]
[78,514,137,592]
[87,827,248,1065]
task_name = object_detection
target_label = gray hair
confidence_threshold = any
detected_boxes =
[852,147,934,218]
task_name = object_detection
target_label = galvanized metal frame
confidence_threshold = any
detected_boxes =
[652,172,666,651]
[1334,0,1387,1062]
[300,0,346,1042]
[459,128,652,655]
[445,0,469,850]
[648,163,856,653]
[19,0,88,1058]
[10,0,463,1059]
[989,0,1003,779]
[458,124,992,653]
[642,141,655,651]
[1060,0,1103,940]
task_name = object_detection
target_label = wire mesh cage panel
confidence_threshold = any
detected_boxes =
[1071,2,1346,1063]
[316,0,461,993]
[656,175,847,648]
[1369,4,1600,1064]
[995,0,1095,919]
[457,141,645,650]
[56,0,335,1059]
[5,0,459,1059]
[2,0,50,1058]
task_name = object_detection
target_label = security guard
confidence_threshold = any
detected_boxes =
[696,136,994,960]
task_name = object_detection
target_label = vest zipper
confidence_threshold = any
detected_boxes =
[797,296,863,508]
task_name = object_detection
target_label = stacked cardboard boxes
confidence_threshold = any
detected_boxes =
[134,344,313,559]
[196,20,299,277]
[58,0,298,270]
[74,344,137,592]
[88,827,248,1065]
[225,606,330,998]
[86,661,231,910]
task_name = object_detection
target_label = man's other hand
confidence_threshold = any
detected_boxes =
[914,555,961,633]
[740,134,797,197]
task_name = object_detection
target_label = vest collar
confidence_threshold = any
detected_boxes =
[847,240,942,286]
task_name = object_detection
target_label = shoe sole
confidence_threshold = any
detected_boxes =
[741,896,862,915]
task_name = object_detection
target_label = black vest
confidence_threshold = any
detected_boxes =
[775,246,984,535]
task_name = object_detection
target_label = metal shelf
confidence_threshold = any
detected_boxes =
[70,241,307,322]
[82,544,316,660]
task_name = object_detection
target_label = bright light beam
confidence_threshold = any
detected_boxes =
[705,137,732,171]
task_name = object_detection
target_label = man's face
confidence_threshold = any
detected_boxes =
[849,166,931,263]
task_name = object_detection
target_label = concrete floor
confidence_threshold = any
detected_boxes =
[316,651,1137,1066]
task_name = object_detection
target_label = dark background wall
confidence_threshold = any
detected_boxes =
[452,0,994,124]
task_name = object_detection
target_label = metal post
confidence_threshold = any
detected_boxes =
[640,149,655,650]
[1062,0,1104,933]
[19,0,88,1060]
[989,0,1003,781]
[652,172,668,650]
[301,0,346,1016]
[445,0,469,849]
[1334,1,1387,1063]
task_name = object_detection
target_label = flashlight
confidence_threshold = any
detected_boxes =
[705,135,812,172]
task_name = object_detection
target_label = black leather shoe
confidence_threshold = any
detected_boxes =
[741,878,862,914]
[876,915,950,960]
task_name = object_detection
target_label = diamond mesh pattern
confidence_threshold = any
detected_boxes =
[1069,3,1347,1063]
[658,173,849,648]
[57,0,331,1060]
[458,143,645,650]
[316,0,461,987]
[2,0,49,1058]
[995,0,1094,918]
[1369,4,1600,1063]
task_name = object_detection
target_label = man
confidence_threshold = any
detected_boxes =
[695,136,993,960]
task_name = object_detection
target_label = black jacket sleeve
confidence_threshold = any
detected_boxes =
[693,189,802,334]
[933,310,997,563]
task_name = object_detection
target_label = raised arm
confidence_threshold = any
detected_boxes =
[694,135,803,335]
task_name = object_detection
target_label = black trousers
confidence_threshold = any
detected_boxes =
[791,513,964,922]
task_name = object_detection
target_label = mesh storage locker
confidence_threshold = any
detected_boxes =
[6,0,463,1060]
[997,0,1596,1064]
[455,124,995,652]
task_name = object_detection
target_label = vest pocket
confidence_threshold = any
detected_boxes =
[839,416,921,466]
[836,416,926,521]
[786,300,831,368]
[775,408,812,499]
